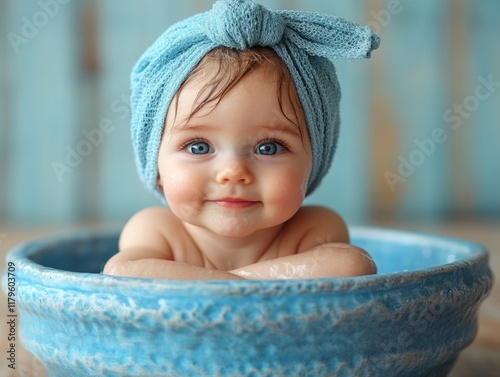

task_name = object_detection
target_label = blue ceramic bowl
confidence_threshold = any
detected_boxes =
[3,227,493,377]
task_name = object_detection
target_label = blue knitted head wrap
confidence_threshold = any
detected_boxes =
[131,0,379,199]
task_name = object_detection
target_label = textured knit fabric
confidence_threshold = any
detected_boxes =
[131,0,379,200]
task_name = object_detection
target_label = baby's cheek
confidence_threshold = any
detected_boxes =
[271,170,308,205]
[288,169,310,198]
[297,172,310,198]
[161,173,199,203]
[160,174,199,219]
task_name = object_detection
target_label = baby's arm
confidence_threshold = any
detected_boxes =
[230,207,377,280]
[230,244,375,279]
[105,254,243,280]
[103,208,243,280]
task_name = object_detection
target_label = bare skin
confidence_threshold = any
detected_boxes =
[103,57,377,280]
[104,206,376,280]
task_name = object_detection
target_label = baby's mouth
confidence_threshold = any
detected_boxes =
[208,198,260,209]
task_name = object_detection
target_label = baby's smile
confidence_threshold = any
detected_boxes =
[207,198,260,209]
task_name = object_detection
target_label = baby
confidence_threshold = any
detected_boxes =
[104,0,380,280]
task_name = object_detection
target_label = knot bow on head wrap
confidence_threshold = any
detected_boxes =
[131,0,379,199]
[205,0,286,48]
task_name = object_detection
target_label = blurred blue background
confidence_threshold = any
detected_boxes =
[0,0,499,227]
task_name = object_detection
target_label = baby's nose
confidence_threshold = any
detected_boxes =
[216,160,253,184]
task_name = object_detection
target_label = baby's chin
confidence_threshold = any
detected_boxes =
[184,216,276,239]
[203,217,262,239]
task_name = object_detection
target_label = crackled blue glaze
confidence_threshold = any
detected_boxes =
[2,227,493,377]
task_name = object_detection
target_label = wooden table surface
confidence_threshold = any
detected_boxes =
[1,220,499,377]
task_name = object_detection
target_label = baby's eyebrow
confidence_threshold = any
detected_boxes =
[172,123,302,138]
[172,124,212,134]
[256,124,302,138]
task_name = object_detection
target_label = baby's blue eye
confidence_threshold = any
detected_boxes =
[255,141,285,155]
[187,141,212,155]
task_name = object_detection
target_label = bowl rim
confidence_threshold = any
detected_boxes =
[5,226,491,296]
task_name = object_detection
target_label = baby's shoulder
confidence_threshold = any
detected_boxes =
[120,207,186,247]
[279,206,349,253]
[120,206,199,263]
[286,205,346,230]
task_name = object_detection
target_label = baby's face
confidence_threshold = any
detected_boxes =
[157,62,312,238]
